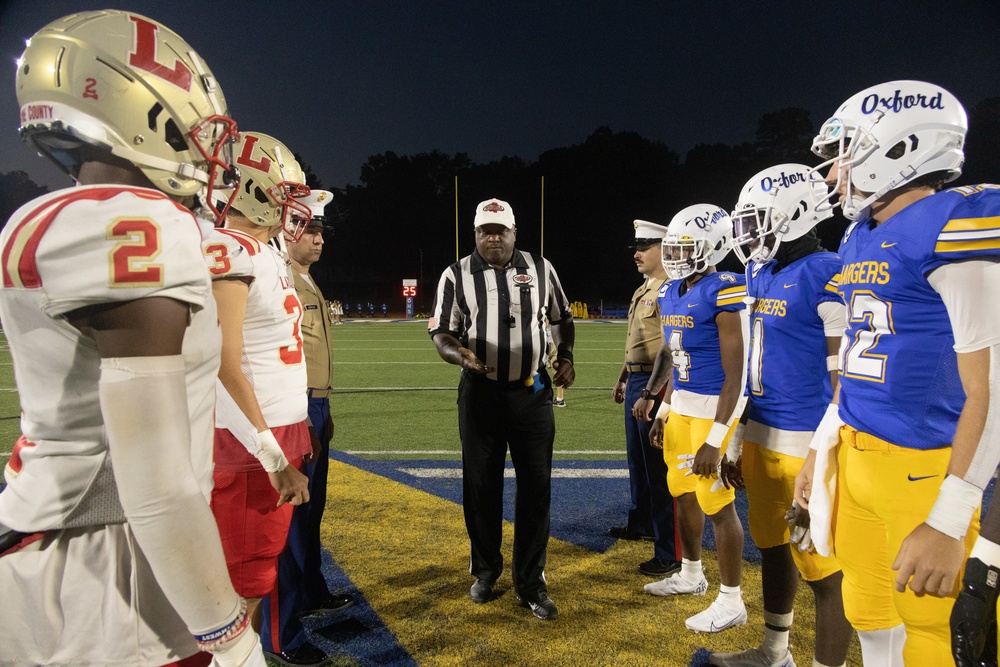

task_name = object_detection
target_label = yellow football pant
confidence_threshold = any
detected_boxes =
[663,411,736,515]
[834,425,979,667]
[742,441,840,582]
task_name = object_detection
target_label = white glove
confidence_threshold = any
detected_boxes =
[677,454,726,492]
[785,501,813,553]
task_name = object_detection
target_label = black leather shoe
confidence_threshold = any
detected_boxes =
[470,579,494,604]
[608,526,655,541]
[299,593,355,617]
[520,592,558,621]
[638,558,682,577]
[264,642,331,666]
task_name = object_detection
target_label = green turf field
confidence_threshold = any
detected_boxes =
[328,319,630,460]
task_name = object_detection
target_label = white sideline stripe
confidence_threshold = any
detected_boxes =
[341,449,622,455]
[401,467,628,479]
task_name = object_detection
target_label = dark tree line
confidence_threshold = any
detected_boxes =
[2,99,999,313]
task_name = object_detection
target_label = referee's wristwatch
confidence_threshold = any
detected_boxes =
[639,388,654,400]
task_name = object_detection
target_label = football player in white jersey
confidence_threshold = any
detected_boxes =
[203,132,319,660]
[0,10,267,666]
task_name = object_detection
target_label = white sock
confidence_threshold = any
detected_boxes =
[680,558,703,582]
[857,625,905,667]
[761,610,792,661]
[717,583,742,608]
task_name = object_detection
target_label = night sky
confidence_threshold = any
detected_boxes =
[1,1,998,194]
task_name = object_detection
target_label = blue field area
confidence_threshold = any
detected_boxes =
[330,450,761,562]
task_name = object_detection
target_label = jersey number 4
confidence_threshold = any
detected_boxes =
[668,330,692,381]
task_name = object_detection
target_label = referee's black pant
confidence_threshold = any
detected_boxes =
[458,369,554,602]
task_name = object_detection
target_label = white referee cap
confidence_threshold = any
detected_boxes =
[474,198,515,229]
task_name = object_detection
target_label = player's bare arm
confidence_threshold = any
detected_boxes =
[213,277,310,507]
[692,309,743,477]
[550,318,576,388]
[894,347,991,596]
[432,332,494,374]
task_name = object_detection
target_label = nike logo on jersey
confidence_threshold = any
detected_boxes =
[881,241,898,248]
[783,283,796,289]
[907,474,938,482]
[687,303,699,308]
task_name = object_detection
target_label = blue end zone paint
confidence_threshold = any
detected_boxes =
[329,450,762,562]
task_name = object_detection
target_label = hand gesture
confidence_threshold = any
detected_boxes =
[612,380,626,404]
[785,501,813,552]
[719,455,743,490]
[552,358,575,388]
[893,522,965,596]
[267,466,310,507]
[794,449,818,509]
[632,397,654,421]
[459,347,494,375]
[649,417,665,449]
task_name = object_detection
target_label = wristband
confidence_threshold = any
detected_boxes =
[826,355,839,372]
[194,598,250,653]
[655,402,671,421]
[926,475,983,540]
[253,429,289,473]
[704,421,729,449]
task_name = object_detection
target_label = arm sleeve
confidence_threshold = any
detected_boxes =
[927,259,1000,353]
[817,300,848,337]
[99,355,242,637]
[929,259,1000,489]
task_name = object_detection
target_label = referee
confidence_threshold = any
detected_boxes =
[429,197,575,621]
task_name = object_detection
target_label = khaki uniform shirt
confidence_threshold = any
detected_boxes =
[625,276,666,368]
[292,270,333,394]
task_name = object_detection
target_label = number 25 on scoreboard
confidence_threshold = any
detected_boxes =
[402,285,417,297]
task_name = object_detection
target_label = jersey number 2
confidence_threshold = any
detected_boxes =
[108,219,163,287]
[841,291,894,382]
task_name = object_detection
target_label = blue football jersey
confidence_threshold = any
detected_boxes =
[837,185,1000,450]
[745,252,843,431]
[658,272,747,396]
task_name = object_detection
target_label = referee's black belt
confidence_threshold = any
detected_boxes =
[626,362,654,373]
[465,370,541,389]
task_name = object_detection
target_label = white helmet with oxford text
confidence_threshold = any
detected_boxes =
[810,80,967,220]
[731,163,833,265]
[661,203,733,281]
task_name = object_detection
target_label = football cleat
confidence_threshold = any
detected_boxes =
[686,597,748,633]
[643,572,708,597]
[710,646,797,667]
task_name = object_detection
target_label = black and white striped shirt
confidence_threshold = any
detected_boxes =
[429,249,573,383]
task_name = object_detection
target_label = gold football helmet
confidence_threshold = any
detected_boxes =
[16,10,238,220]
[225,132,311,239]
